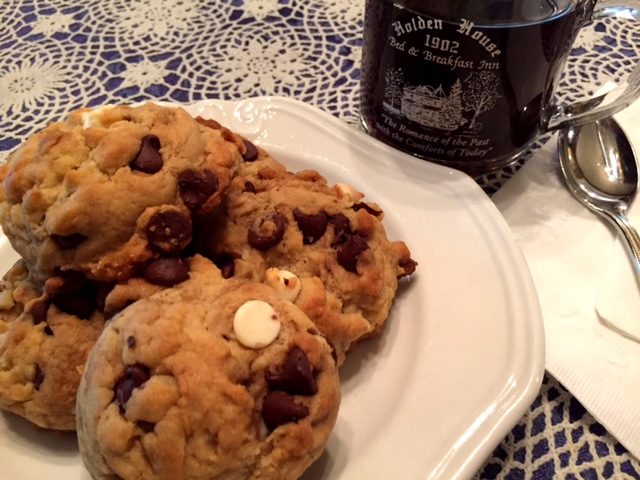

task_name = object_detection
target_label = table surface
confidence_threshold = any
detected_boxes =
[2,1,640,479]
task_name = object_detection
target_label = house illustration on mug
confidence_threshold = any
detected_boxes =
[401,84,461,131]
[383,67,500,132]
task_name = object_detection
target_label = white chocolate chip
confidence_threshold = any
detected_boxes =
[233,300,281,349]
[81,105,116,129]
[0,289,15,311]
[264,268,301,303]
[335,182,364,202]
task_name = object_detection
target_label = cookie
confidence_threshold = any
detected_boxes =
[0,256,189,431]
[196,144,417,364]
[0,267,106,430]
[76,255,340,480]
[0,103,245,282]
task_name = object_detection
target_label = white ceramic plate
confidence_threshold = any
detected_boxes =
[0,98,544,480]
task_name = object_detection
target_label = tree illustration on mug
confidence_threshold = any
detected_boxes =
[384,67,405,110]
[462,71,501,130]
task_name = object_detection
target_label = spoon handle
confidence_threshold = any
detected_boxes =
[608,211,640,280]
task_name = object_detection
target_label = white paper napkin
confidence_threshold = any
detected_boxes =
[595,104,640,344]
[491,101,640,460]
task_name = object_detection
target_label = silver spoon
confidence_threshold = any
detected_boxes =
[558,116,640,279]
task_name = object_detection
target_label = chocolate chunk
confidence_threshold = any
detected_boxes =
[398,258,418,278]
[49,272,98,319]
[336,233,369,273]
[127,336,136,349]
[130,135,163,173]
[29,301,49,325]
[353,202,383,217]
[247,213,286,251]
[49,270,88,293]
[51,233,87,250]
[146,210,192,253]
[244,181,256,194]
[143,257,190,286]
[242,139,259,162]
[178,169,219,211]
[44,325,53,336]
[329,214,351,245]
[213,254,235,278]
[114,364,151,408]
[265,346,317,395]
[293,209,328,244]
[33,365,44,390]
[261,391,309,431]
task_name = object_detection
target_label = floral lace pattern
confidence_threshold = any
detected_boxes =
[1,1,640,478]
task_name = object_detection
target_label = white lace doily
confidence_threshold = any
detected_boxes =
[1,1,640,478]
[0,0,364,161]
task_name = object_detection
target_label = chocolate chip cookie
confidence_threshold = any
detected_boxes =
[0,257,190,430]
[196,144,417,364]
[0,265,106,430]
[0,103,245,282]
[76,255,340,480]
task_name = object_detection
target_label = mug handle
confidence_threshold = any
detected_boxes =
[545,0,640,130]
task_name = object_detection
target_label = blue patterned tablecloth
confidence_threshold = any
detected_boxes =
[1,1,640,479]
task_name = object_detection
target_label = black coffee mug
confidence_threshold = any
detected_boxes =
[360,0,640,176]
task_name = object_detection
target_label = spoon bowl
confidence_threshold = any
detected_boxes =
[558,116,640,277]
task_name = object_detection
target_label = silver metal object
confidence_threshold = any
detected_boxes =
[558,116,640,278]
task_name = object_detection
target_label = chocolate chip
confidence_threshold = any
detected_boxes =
[33,365,44,390]
[44,326,53,336]
[143,257,190,286]
[329,214,351,245]
[221,261,235,278]
[51,233,87,250]
[114,364,150,408]
[242,139,259,162]
[50,270,87,293]
[130,135,163,174]
[244,181,256,194]
[49,272,98,319]
[178,169,219,211]
[127,336,136,349]
[293,209,328,244]
[209,253,235,278]
[261,391,309,431]
[137,421,155,433]
[336,233,369,273]
[247,213,286,251]
[265,346,317,395]
[398,258,418,278]
[146,210,192,253]
[29,301,49,325]
[353,203,383,217]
